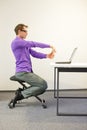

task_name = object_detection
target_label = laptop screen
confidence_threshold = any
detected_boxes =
[69,47,78,61]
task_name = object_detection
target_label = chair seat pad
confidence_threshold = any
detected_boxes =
[10,75,25,82]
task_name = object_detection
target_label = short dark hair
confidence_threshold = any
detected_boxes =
[14,24,28,35]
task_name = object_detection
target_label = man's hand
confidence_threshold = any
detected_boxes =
[47,52,54,59]
[47,45,56,59]
[50,45,56,53]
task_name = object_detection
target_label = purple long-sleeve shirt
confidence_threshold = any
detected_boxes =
[11,37,50,72]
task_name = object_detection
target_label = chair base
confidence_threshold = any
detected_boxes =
[8,95,47,109]
[35,96,47,108]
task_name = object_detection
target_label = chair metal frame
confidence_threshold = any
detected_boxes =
[8,75,47,109]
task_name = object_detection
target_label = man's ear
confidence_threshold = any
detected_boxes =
[18,30,21,34]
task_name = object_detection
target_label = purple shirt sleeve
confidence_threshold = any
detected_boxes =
[29,49,47,59]
[13,37,50,49]
[29,41,50,48]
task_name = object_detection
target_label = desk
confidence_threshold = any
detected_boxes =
[52,63,87,116]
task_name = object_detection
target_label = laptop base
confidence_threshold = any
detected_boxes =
[55,61,71,64]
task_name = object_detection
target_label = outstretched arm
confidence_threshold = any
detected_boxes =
[30,45,56,59]
[30,49,47,59]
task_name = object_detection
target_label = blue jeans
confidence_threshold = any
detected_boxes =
[15,72,48,98]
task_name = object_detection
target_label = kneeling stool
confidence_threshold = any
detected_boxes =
[8,75,47,109]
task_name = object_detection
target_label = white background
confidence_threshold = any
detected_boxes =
[0,0,87,90]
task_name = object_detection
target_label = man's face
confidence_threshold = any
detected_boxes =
[18,26,28,39]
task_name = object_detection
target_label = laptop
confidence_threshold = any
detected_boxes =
[55,47,77,64]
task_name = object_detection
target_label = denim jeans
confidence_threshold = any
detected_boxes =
[15,72,48,98]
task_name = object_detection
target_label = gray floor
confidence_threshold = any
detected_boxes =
[0,90,87,130]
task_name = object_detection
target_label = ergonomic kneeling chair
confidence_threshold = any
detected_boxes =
[8,75,47,109]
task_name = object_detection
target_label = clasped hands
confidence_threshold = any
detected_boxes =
[47,45,56,59]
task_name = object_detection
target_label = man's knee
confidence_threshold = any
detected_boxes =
[42,80,48,90]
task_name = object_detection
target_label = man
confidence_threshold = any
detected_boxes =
[9,23,55,108]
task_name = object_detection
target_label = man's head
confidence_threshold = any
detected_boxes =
[14,24,28,39]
